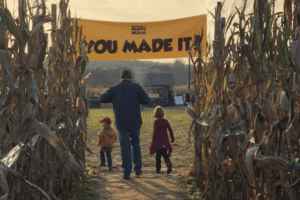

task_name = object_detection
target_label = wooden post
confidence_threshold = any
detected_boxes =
[214,2,222,106]
[51,4,57,44]
[18,0,25,65]
[213,2,225,129]
[188,56,190,92]
[214,2,222,52]
[49,4,56,94]
[42,0,46,17]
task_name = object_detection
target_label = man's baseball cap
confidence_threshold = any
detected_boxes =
[98,117,112,125]
[121,69,132,79]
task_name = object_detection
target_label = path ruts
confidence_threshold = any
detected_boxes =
[86,107,193,200]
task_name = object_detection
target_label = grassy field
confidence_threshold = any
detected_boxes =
[79,106,202,199]
[86,106,193,151]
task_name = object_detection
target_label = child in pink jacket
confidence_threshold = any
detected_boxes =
[150,106,174,174]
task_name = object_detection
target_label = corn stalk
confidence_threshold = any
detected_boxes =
[0,1,91,199]
[188,0,300,199]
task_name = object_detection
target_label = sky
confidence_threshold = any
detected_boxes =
[7,0,284,65]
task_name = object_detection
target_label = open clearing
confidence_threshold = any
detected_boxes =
[85,106,196,199]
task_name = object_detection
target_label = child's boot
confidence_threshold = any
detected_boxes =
[167,162,172,174]
[99,163,105,167]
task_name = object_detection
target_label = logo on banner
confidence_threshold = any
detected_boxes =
[131,25,146,35]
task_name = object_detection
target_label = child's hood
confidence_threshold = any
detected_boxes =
[102,127,116,137]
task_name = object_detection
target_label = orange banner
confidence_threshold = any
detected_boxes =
[77,15,207,60]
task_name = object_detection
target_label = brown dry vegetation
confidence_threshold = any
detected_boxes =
[187,0,300,199]
[86,85,194,97]
[2,0,300,200]
[0,0,90,199]
[174,85,194,96]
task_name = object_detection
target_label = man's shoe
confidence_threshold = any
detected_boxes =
[123,175,130,180]
[99,163,105,167]
[108,166,112,170]
[156,171,160,174]
[135,171,142,175]
[167,162,172,174]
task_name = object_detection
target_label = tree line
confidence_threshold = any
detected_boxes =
[82,60,194,88]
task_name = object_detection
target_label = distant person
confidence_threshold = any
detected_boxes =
[150,106,174,174]
[184,91,190,106]
[192,93,195,104]
[100,69,150,180]
[97,117,117,170]
[168,88,175,106]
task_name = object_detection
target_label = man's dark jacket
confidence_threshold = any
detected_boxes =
[100,80,150,130]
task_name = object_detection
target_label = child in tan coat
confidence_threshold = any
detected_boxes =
[98,117,117,170]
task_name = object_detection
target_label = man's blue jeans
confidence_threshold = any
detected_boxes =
[100,150,112,167]
[117,126,142,178]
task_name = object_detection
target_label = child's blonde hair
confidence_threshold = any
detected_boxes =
[153,106,165,119]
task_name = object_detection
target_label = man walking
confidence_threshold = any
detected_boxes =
[100,69,150,180]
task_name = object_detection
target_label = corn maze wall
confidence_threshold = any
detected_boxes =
[0,0,91,199]
[187,0,300,199]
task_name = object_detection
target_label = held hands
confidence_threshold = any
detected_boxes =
[150,142,153,155]
[169,138,174,156]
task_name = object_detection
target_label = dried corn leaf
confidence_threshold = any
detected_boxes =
[291,41,300,73]
[37,34,47,69]
[227,133,238,161]
[204,79,216,118]
[0,50,14,87]
[280,70,289,94]
[290,178,300,188]
[208,112,221,136]
[284,0,292,26]
[76,136,93,154]
[245,144,262,182]
[242,45,263,83]
[18,102,35,134]
[285,116,300,144]
[253,112,265,143]
[263,98,279,124]
[270,173,289,189]
[255,155,290,172]
[24,66,39,105]
[211,127,224,166]
[278,29,289,69]
[0,164,8,200]
[0,161,51,200]
[280,91,292,122]
[0,89,13,143]
[80,54,89,76]
[30,17,52,38]
[1,8,22,42]
[33,119,84,173]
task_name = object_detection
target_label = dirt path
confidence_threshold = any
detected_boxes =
[85,108,194,200]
